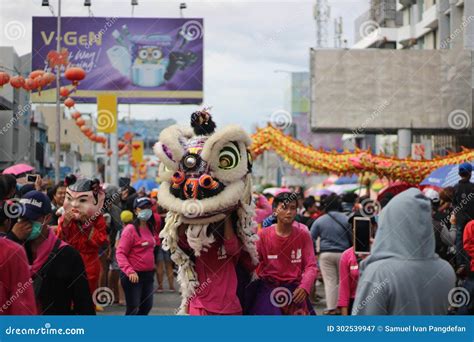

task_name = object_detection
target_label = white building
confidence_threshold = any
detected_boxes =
[345,0,474,156]
[353,0,473,51]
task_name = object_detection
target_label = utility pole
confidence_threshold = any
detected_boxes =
[54,0,62,183]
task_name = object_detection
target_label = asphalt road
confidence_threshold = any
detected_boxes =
[98,280,327,316]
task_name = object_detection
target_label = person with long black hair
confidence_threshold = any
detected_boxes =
[116,197,160,315]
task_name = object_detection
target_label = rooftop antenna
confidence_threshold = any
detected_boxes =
[314,0,330,48]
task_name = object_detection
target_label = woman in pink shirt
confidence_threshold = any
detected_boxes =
[337,247,359,315]
[117,197,160,315]
[251,192,318,315]
[178,214,243,315]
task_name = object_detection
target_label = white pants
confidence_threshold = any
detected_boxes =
[319,252,342,311]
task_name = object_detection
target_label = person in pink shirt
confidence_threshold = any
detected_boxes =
[178,214,244,315]
[251,192,318,315]
[337,247,359,315]
[117,197,160,315]
[0,237,37,315]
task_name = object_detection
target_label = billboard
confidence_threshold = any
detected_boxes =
[310,49,473,133]
[31,17,203,104]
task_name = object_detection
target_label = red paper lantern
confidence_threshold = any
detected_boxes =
[43,72,56,84]
[123,132,133,142]
[64,97,75,108]
[71,111,81,120]
[89,134,97,141]
[23,78,38,91]
[80,126,91,133]
[107,150,113,157]
[29,70,44,79]
[75,118,85,127]
[118,141,125,149]
[59,86,69,97]
[65,67,86,86]
[85,130,94,137]
[9,75,25,89]
[0,72,10,87]
[37,74,50,88]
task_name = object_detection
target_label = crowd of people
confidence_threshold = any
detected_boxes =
[0,161,473,315]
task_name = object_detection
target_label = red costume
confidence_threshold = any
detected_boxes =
[57,176,107,295]
[57,215,107,294]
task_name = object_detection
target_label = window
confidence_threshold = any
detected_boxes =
[418,0,424,21]
[417,36,425,49]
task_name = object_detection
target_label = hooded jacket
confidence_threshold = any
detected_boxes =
[352,188,455,315]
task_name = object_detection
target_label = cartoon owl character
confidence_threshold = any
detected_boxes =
[154,110,258,314]
[135,46,163,64]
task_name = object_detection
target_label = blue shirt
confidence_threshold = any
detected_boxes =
[310,211,352,253]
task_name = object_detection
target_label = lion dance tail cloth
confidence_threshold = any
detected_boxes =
[154,111,259,314]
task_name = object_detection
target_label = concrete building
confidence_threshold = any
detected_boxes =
[326,0,474,157]
[36,105,96,178]
[353,0,473,50]
[0,47,49,172]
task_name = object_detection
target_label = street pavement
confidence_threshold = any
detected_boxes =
[99,280,327,316]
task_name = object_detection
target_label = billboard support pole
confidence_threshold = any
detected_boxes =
[110,132,118,187]
[54,0,62,183]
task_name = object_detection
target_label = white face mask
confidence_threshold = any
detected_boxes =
[137,209,152,221]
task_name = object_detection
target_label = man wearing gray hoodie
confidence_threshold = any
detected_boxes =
[352,188,455,315]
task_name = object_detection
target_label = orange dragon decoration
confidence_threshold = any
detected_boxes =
[250,125,474,185]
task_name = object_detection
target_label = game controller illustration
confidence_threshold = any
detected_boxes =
[164,51,197,81]
[106,22,199,88]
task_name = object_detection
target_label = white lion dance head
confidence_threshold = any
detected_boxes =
[154,110,258,314]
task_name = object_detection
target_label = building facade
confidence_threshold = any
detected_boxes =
[347,0,474,156]
[0,47,49,172]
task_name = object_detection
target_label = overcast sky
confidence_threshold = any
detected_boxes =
[1,0,368,131]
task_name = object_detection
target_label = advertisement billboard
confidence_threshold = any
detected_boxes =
[31,17,203,104]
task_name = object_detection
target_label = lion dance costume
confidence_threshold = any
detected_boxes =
[155,111,259,314]
[57,176,107,296]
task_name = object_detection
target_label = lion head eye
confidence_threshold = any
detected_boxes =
[218,143,240,170]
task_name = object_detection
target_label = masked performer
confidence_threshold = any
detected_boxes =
[57,176,107,298]
[155,110,258,315]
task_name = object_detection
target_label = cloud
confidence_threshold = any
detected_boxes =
[1,0,368,131]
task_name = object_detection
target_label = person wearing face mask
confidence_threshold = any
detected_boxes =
[9,191,95,315]
[116,197,161,315]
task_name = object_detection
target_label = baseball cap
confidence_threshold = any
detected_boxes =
[424,188,440,204]
[459,162,473,174]
[19,190,52,221]
[133,196,152,209]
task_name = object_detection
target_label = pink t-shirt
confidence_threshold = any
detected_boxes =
[116,223,159,276]
[181,234,242,314]
[256,222,318,294]
[337,247,359,307]
[0,238,37,315]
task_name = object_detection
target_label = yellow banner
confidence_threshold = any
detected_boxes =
[131,140,144,164]
[96,94,117,133]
